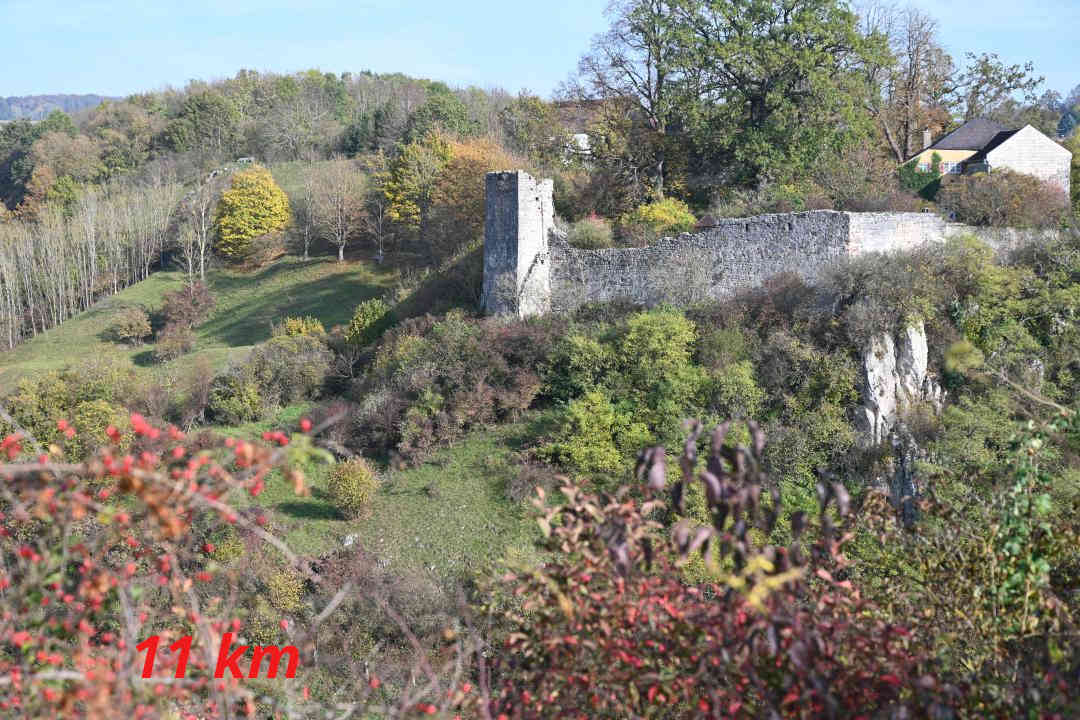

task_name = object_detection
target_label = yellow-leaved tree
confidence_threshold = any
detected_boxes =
[382,131,524,261]
[214,165,291,262]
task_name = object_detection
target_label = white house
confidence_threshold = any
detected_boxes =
[909,118,1072,196]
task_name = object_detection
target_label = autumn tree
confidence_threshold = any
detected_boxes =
[858,3,955,162]
[498,93,570,169]
[427,136,524,260]
[952,52,1044,123]
[568,0,683,196]
[311,157,365,262]
[213,165,291,263]
[382,131,452,244]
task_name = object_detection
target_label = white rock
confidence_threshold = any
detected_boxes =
[896,321,928,404]
[855,323,943,448]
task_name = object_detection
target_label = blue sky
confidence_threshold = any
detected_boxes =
[2,0,1075,100]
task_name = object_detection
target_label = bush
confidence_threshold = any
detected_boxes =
[244,334,332,406]
[619,197,696,245]
[214,165,291,261]
[106,307,151,345]
[354,312,561,464]
[327,458,379,518]
[493,423,967,718]
[207,334,332,423]
[540,390,647,477]
[710,181,833,218]
[0,356,136,457]
[706,359,765,418]
[273,315,326,338]
[614,308,707,437]
[898,152,943,199]
[207,375,263,425]
[69,399,128,459]
[937,169,1068,228]
[345,298,392,346]
[543,333,616,402]
[153,324,195,363]
[160,282,216,329]
[267,569,305,613]
[565,215,614,249]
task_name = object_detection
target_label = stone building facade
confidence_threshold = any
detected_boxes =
[482,170,1059,318]
[971,125,1072,196]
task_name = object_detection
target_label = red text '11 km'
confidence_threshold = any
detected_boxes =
[136,633,300,679]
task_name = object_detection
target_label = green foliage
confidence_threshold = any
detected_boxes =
[273,315,326,338]
[674,0,886,185]
[898,152,942,199]
[706,360,765,418]
[214,165,292,261]
[543,333,616,402]
[565,215,614,249]
[383,132,452,235]
[69,399,127,459]
[211,334,332,422]
[615,309,707,436]
[345,298,392,346]
[404,87,477,142]
[327,458,379,518]
[540,309,707,473]
[1,355,135,458]
[208,375,263,425]
[162,90,241,155]
[541,390,647,476]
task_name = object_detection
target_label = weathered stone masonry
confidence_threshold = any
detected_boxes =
[483,170,1059,318]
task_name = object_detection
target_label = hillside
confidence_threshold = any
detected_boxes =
[0,0,1077,715]
[0,93,114,120]
[0,255,393,393]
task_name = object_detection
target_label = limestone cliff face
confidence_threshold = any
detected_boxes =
[855,321,944,525]
[854,320,944,449]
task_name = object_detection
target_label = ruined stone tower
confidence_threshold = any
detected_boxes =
[482,171,553,317]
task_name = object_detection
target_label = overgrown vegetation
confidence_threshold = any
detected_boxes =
[0,2,1078,716]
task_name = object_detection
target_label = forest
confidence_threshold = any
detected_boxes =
[0,0,1079,718]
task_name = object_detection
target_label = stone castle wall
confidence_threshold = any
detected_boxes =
[482,170,1060,317]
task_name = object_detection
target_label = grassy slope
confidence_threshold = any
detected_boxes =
[224,405,541,578]
[0,256,396,393]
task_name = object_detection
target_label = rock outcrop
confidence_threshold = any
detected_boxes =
[855,320,944,448]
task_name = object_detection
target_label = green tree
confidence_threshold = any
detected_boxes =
[404,85,477,142]
[382,132,452,239]
[673,0,886,185]
[1064,133,1080,216]
[163,91,241,157]
[214,165,291,261]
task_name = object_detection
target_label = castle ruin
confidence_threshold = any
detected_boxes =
[482,170,1058,318]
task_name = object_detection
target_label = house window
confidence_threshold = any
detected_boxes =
[918,163,930,172]
[941,161,962,174]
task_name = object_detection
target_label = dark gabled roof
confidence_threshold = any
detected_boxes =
[966,129,1022,163]
[928,118,1016,151]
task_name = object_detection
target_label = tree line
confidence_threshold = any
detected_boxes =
[0,178,181,349]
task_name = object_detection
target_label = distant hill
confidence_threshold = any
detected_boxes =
[0,94,116,121]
